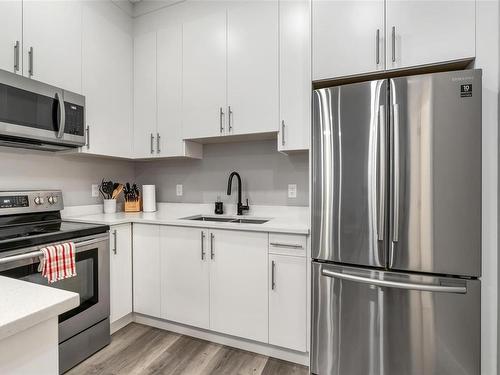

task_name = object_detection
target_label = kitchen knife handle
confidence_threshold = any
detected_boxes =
[14,41,20,72]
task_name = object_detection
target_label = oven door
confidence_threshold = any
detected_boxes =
[0,234,109,343]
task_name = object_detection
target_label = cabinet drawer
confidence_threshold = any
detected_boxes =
[269,233,306,256]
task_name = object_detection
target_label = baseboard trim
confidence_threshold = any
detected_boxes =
[110,313,134,334]
[133,313,309,366]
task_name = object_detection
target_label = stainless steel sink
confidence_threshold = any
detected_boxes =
[182,215,269,224]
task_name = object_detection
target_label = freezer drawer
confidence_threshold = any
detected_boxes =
[311,262,480,375]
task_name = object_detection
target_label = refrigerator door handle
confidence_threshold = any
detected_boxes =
[378,105,386,241]
[321,268,467,294]
[391,103,400,243]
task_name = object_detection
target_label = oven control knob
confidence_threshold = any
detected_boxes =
[48,196,58,205]
[34,196,44,205]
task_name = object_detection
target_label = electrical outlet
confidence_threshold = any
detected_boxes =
[288,184,297,198]
[176,184,183,196]
[91,184,99,198]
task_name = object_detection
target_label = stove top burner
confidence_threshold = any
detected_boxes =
[0,221,62,241]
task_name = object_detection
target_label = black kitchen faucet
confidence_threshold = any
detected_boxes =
[227,171,250,215]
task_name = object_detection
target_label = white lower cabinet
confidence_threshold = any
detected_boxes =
[132,224,161,317]
[160,226,210,329]
[209,229,269,343]
[269,254,307,352]
[109,224,133,324]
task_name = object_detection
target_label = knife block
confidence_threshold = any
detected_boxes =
[124,198,141,212]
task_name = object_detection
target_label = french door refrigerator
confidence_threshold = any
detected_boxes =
[311,69,481,375]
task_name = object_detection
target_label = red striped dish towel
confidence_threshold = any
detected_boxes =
[38,242,77,283]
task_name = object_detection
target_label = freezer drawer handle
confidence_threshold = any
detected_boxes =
[321,269,467,294]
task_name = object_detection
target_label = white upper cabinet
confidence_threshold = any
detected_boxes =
[0,1,22,74]
[278,0,311,152]
[227,1,279,136]
[133,31,157,158]
[133,224,161,318]
[23,0,82,93]
[183,11,227,140]
[209,229,268,343]
[81,1,133,158]
[313,0,385,80]
[160,226,210,329]
[386,0,475,70]
[110,224,133,324]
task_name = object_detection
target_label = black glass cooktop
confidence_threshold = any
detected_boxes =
[0,212,109,252]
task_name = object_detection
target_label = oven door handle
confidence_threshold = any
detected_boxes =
[0,235,108,265]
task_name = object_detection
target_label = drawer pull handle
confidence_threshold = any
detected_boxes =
[269,242,303,249]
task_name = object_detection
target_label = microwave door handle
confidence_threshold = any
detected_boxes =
[56,91,66,139]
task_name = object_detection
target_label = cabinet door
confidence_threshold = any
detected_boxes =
[209,229,268,343]
[312,0,384,80]
[0,1,22,74]
[278,0,311,152]
[386,0,475,69]
[183,11,226,140]
[132,224,161,317]
[82,1,133,158]
[133,31,157,158]
[269,255,307,352]
[227,1,279,136]
[23,0,82,93]
[160,226,210,329]
[110,224,133,324]
[157,26,183,157]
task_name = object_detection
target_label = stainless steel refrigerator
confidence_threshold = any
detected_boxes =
[311,69,482,375]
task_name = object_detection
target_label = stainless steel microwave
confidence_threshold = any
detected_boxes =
[0,69,85,151]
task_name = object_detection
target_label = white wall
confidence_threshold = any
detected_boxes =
[134,140,309,206]
[475,1,499,374]
[0,148,135,206]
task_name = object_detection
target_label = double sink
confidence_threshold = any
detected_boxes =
[182,215,269,225]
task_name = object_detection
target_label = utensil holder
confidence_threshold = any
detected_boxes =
[103,199,117,214]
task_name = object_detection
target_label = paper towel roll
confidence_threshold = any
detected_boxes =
[142,185,156,212]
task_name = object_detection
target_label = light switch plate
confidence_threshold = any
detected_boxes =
[288,184,297,198]
[176,184,183,196]
[91,184,99,198]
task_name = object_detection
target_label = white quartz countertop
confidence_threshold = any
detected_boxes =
[64,203,310,235]
[0,276,79,341]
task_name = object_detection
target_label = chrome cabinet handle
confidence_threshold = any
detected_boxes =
[86,125,90,149]
[219,107,225,134]
[391,103,400,243]
[55,91,66,139]
[228,106,233,132]
[271,260,276,290]
[377,105,386,241]
[376,29,380,65]
[210,233,215,260]
[150,133,155,154]
[281,120,285,146]
[200,231,206,260]
[14,41,20,72]
[269,242,303,249]
[391,26,396,63]
[28,47,34,77]
[321,268,466,294]
[156,132,161,154]
[112,230,117,255]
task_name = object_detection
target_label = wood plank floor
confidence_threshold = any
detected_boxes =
[67,323,309,375]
